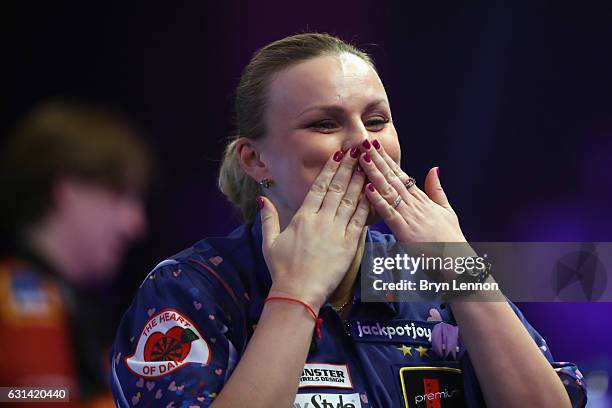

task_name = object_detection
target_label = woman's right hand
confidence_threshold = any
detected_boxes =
[258,148,370,310]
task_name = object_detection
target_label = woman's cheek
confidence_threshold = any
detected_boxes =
[294,166,321,203]
[300,143,337,183]
[381,129,401,165]
[289,149,331,206]
[301,141,337,169]
[387,142,401,166]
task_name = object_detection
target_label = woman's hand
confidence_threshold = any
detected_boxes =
[354,141,572,408]
[358,139,466,243]
[258,149,369,310]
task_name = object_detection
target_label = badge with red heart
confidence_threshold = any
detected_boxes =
[125,308,211,378]
[144,326,199,362]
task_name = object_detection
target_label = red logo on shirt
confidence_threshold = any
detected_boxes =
[125,308,211,378]
[144,326,199,362]
[423,378,441,408]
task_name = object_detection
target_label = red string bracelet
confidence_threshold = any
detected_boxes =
[263,296,324,339]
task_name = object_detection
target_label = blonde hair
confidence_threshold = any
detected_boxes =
[218,32,375,222]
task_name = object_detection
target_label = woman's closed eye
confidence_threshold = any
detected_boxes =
[308,116,390,133]
[309,120,339,132]
[364,116,390,131]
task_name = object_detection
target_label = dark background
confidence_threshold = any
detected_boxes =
[3,1,611,405]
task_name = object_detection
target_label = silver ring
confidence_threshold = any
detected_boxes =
[404,176,416,189]
[392,194,402,209]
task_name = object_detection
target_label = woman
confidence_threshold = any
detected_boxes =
[111,33,586,407]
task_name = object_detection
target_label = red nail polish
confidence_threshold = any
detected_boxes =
[363,152,371,163]
[367,183,375,192]
[350,147,359,158]
[372,139,381,150]
[256,197,264,209]
[362,139,371,150]
[356,164,363,172]
[333,151,344,162]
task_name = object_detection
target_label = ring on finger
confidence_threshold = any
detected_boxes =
[392,194,403,209]
[404,176,416,189]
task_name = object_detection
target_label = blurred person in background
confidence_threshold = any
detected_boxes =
[0,100,151,407]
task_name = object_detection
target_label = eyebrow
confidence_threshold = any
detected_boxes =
[296,98,389,118]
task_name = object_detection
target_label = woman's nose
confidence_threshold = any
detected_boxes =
[343,123,371,151]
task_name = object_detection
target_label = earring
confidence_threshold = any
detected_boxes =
[259,178,273,188]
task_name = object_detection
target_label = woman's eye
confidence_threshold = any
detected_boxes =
[309,120,339,131]
[366,117,389,130]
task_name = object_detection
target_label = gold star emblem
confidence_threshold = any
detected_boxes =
[397,345,413,356]
[415,346,429,357]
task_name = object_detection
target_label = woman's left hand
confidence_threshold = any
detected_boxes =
[359,139,466,243]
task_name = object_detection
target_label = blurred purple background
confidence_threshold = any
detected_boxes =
[3,1,611,405]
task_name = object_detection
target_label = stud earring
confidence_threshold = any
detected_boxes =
[259,178,273,188]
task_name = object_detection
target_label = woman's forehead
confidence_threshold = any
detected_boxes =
[267,53,388,118]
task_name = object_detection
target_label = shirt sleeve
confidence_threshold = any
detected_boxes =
[110,259,245,408]
[509,302,588,408]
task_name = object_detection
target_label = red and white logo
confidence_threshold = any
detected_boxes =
[126,308,211,378]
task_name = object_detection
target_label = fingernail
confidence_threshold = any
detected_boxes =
[436,167,440,178]
[356,164,363,172]
[363,152,371,163]
[362,139,371,150]
[333,150,344,162]
[256,197,264,209]
[372,139,381,150]
[350,147,359,158]
[367,183,375,192]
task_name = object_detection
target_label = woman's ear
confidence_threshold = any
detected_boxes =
[235,137,269,182]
